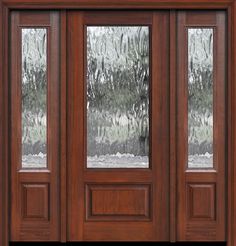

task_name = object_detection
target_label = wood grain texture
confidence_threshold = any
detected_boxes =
[228,2,236,246]
[170,9,177,243]
[67,10,170,241]
[67,11,84,240]
[187,183,216,220]
[10,11,60,241]
[177,11,226,241]
[0,0,233,9]
[86,184,151,220]
[0,1,234,246]
[22,183,49,220]
[0,3,9,246]
[60,10,67,243]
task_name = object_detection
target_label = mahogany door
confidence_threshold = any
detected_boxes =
[10,11,61,241]
[67,11,170,241]
[176,11,226,241]
[9,9,227,243]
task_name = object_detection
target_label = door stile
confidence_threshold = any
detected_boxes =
[60,9,67,243]
[169,9,177,243]
[229,2,236,246]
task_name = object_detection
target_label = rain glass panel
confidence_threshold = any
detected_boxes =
[87,26,149,168]
[21,28,47,168]
[188,28,213,168]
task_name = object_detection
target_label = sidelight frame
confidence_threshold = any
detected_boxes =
[0,0,235,245]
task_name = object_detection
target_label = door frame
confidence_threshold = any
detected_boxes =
[0,0,235,245]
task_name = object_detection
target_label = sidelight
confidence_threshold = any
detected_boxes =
[86,26,150,168]
[187,28,213,169]
[21,28,47,168]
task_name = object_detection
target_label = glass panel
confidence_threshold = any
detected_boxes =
[188,28,213,168]
[87,26,149,168]
[21,28,47,168]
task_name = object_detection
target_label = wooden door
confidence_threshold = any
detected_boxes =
[9,9,227,243]
[10,11,61,241]
[176,11,226,241]
[67,11,170,241]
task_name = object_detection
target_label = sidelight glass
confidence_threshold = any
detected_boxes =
[188,28,213,168]
[87,26,149,168]
[21,28,47,168]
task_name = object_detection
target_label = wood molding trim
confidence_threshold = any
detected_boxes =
[0,1,235,246]
[0,2,9,246]
[229,2,236,246]
[0,0,233,9]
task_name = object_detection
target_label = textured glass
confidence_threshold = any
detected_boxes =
[87,26,149,168]
[21,29,47,168]
[188,28,213,168]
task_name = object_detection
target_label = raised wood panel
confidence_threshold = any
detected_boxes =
[86,184,151,221]
[21,183,49,220]
[187,183,216,220]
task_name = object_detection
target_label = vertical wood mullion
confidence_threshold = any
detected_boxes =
[170,9,177,243]
[67,11,85,240]
[0,4,9,246]
[60,9,67,243]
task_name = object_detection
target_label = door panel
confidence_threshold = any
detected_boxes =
[67,11,170,241]
[177,11,226,241]
[10,11,60,241]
